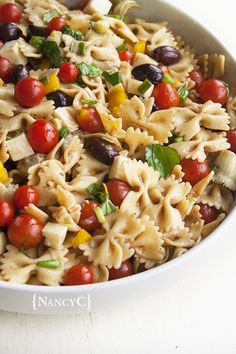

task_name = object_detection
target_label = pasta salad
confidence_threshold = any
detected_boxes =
[0,0,235,286]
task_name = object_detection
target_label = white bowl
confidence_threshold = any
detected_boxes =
[0,0,235,315]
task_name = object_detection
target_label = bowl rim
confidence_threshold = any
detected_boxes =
[0,0,235,294]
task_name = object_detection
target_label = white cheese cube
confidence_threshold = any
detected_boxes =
[84,0,112,15]
[43,222,68,250]
[6,133,34,161]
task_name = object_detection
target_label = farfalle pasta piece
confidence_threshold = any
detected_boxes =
[163,228,195,248]
[212,150,236,191]
[56,185,81,223]
[198,53,225,79]
[117,96,174,142]
[202,213,225,238]
[80,210,144,269]
[198,183,233,212]
[227,91,236,129]
[0,232,7,255]
[104,15,138,44]
[0,84,18,117]
[52,106,79,132]
[61,135,84,173]
[0,130,9,163]
[169,47,197,82]
[0,182,18,201]
[0,113,35,132]
[21,100,55,119]
[18,37,42,58]
[49,206,80,232]
[113,0,140,17]
[170,129,230,162]
[173,100,230,140]
[0,39,27,65]
[23,203,49,224]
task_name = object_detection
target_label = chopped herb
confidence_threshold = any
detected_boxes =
[43,9,61,24]
[19,245,29,257]
[138,79,152,95]
[212,164,220,174]
[40,76,49,84]
[167,135,184,144]
[36,260,61,269]
[59,127,69,139]
[116,43,126,52]
[86,183,117,216]
[81,100,97,106]
[29,36,45,50]
[145,144,180,178]
[178,83,189,101]
[174,136,184,142]
[78,42,85,56]
[42,40,63,67]
[78,62,101,77]
[106,14,128,23]
[94,207,106,224]
[162,73,175,84]
[62,25,84,40]
[102,71,121,86]
[73,77,86,88]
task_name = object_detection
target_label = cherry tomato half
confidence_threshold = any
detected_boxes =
[199,79,228,105]
[181,158,210,186]
[189,70,204,92]
[152,82,179,110]
[77,107,104,133]
[13,185,39,210]
[226,129,236,153]
[0,57,13,83]
[0,3,22,23]
[15,77,45,108]
[8,214,43,249]
[27,119,59,153]
[65,264,94,285]
[78,200,101,233]
[118,50,134,65]
[106,179,131,207]
[0,199,14,227]
[198,203,219,225]
[47,16,66,33]
[58,62,78,83]
[109,259,134,280]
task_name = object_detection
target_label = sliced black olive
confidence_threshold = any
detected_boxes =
[132,64,163,84]
[12,65,29,84]
[27,24,48,40]
[0,23,23,43]
[153,46,181,66]
[84,136,120,165]
[46,91,73,108]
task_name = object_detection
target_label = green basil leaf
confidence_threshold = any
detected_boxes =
[42,40,63,67]
[145,144,180,178]
[36,260,61,269]
[62,25,84,40]
[102,71,121,86]
[30,36,45,50]
[81,100,97,106]
[86,183,102,199]
[100,199,117,215]
[78,62,101,77]
[86,183,116,216]
[43,9,61,24]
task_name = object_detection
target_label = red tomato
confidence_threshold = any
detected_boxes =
[0,57,13,83]
[65,264,94,285]
[27,119,59,153]
[106,179,131,207]
[58,62,78,83]
[15,77,45,108]
[152,83,179,109]
[198,203,219,225]
[189,70,204,92]
[199,79,228,105]
[8,214,43,249]
[77,107,103,133]
[0,199,14,227]
[47,16,66,33]
[79,201,101,233]
[118,51,134,64]
[76,0,89,10]
[109,259,134,280]
[181,158,210,186]
[226,129,236,153]
[13,185,39,210]
[0,3,22,23]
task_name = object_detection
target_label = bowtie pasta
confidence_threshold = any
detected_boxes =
[0,0,235,286]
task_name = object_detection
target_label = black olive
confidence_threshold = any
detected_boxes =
[153,46,181,66]
[84,136,120,165]
[12,65,29,84]
[0,23,23,43]
[132,64,163,84]
[27,24,48,40]
[46,91,73,108]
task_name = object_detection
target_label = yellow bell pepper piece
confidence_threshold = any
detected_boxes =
[133,40,146,54]
[0,79,4,87]
[44,73,60,95]
[108,84,128,110]
[71,229,92,249]
[0,161,9,184]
